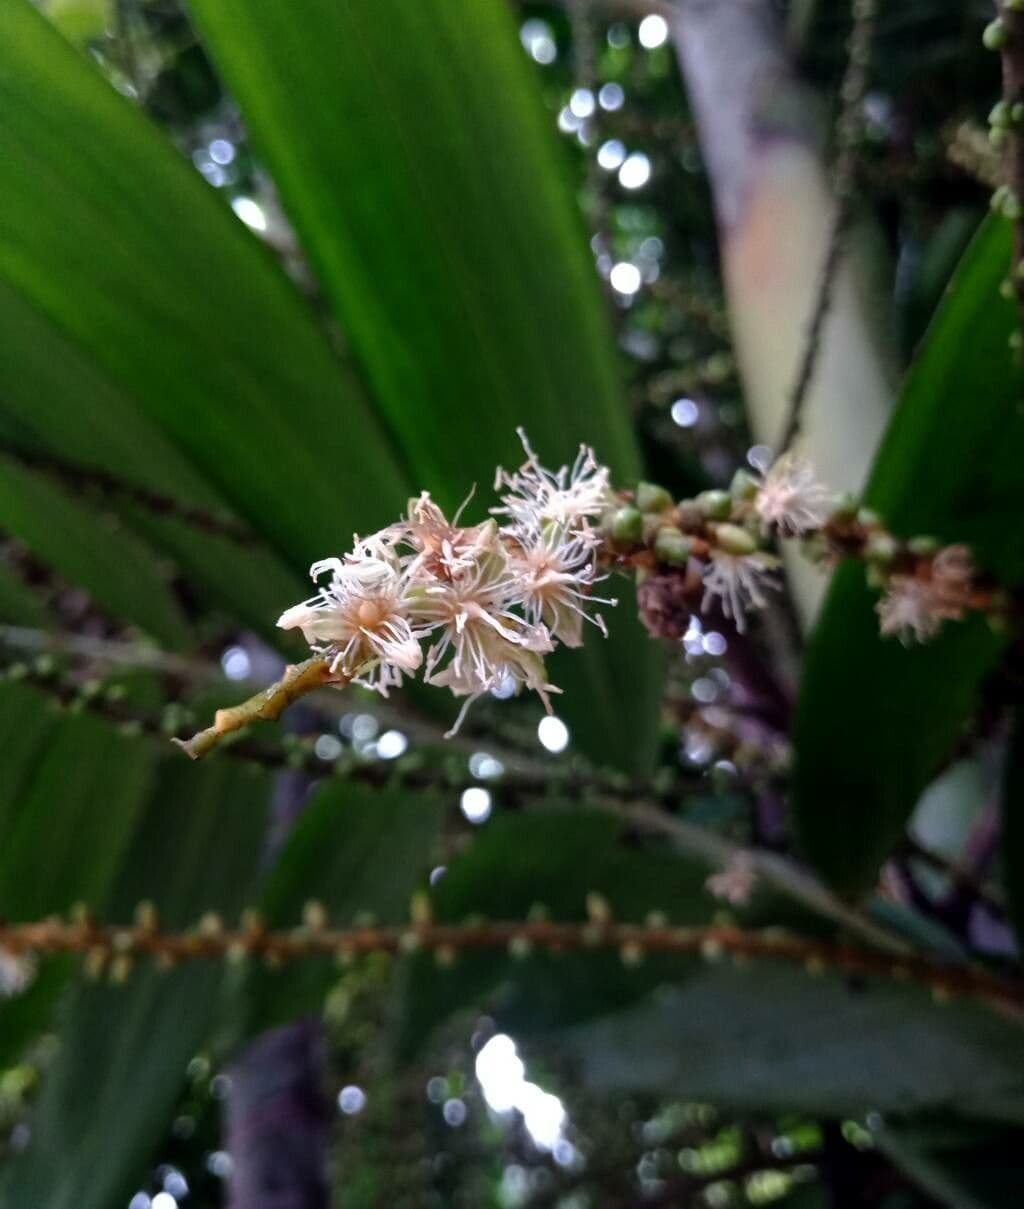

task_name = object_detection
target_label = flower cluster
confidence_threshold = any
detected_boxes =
[875,543,976,645]
[278,432,616,735]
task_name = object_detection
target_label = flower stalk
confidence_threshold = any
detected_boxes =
[2,910,1022,1015]
[173,656,342,759]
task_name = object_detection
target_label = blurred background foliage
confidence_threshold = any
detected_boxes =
[0,0,1023,1206]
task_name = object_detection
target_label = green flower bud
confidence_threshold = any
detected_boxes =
[611,505,643,543]
[829,491,858,520]
[990,100,1012,128]
[714,523,758,556]
[697,489,732,520]
[635,481,674,513]
[1001,276,1017,300]
[907,535,940,557]
[856,507,882,529]
[730,469,759,501]
[990,126,1009,151]
[983,18,1009,51]
[654,526,692,566]
[865,532,899,565]
[1005,192,1023,222]
[865,564,887,589]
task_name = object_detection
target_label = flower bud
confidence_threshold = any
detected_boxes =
[907,535,939,557]
[729,469,758,501]
[983,18,1009,50]
[990,100,1011,128]
[856,507,882,529]
[611,505,643,543]
[865,532,899,565]
[713,523,758,556]
[654,526,691,566]
[635,481,674,514]
[697,490,732,520]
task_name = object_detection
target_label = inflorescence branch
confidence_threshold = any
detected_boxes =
[986,0,1024,335]
[0,442,255,545]
[167,436,1010,758]
[2,908,1022,1016]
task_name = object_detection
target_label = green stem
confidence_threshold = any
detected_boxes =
[172,656,341,759]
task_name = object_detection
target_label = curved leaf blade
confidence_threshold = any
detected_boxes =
[794,218,1024,894]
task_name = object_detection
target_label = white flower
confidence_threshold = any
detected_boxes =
[700,550,780,632]
[0,948,34,998]
[277,554,425,695]
[754,454,831,537]
[398,491,495,583]
[508,524,616,648]
[705,853,757,906]
[414,545,559,733]
[876,546,973,645]
[493,428,614,537]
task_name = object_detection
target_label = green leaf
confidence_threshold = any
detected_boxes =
[0,282,306,640]
[876,1118,1024,1209]
[183,0,663,771]
[0,680,156,1067]
[0,0,412,581]
[0,455,192,647]
[1,757,272,1209]
[560,965,1024,1124]
[240,780,445,1035]
[793,218,1024,894]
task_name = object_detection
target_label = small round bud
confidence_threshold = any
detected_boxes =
[434,945,457,968]
[829,492,859,521]
[508,934,533,960]
[1013,102,1024,123]
[907,535,939,557]
[1005,193,1024,222]
[585,892,612,925]
[399,930,421,954]
[865,532,899,565]
[856,507,882,529]
[1000,276,1017,300]
[983,18,1009,50]
[654,526,691,566]
[198,912,224,939]
[713,523,758,556]
[635,481,674,514]
[611,505,643,543]
[409,892,432,928]
[303,900,328,931]
[729,469,758,501]
[696,489,732,520]
[990,100,1011,128]
[990,126,1009,151]
[620,942,645,968]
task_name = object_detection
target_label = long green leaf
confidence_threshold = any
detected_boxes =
[1,757,272,1209]
[0,455,192,647]
[183,0,663,771]
[0,680,156,1068]
[0,0,412,579]
[0,280,306,641]
[561,967,1024,1124]
[793,218,1024,894]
